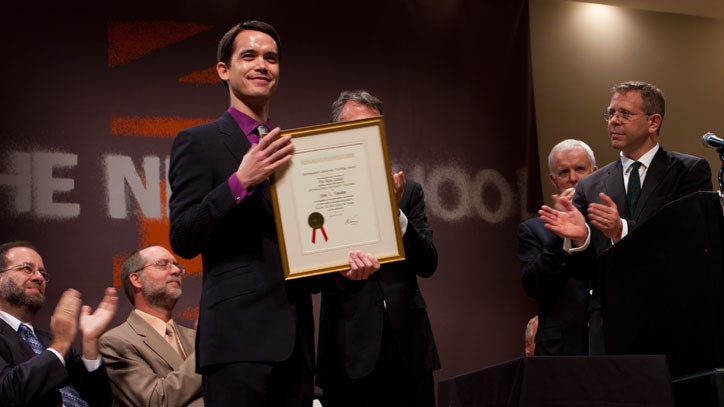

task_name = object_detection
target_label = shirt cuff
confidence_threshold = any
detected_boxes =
[81,356,102,372]
[612,218,629,244]
[563,223,591,253]
[47,348,66,366]
[228,174,253,204]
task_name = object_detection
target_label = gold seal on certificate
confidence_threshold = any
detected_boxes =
[308,212,328,243]
[271,117,405,279]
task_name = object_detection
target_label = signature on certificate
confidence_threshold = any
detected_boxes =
[344,215,360,226]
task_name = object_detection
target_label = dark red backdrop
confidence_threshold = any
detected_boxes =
[0,0,540,396]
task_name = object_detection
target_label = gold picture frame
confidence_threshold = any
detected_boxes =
[271,117,405,279]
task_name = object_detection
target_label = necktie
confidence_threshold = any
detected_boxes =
[627,161,643,215]
[17,324,89,407]
[257,124,269,139]
[165,322,187,359]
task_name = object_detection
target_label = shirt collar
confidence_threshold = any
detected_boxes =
[620,143,660,172]
[227,107,271,136]
[0,310,33,333]
[134,309,172,339]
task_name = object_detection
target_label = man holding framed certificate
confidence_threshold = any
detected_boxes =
[168,21,379,407]
[316,90,441,407]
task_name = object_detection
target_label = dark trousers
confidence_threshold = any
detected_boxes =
[202,339,313,407]
[321,312,436,407]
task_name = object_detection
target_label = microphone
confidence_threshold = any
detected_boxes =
[702,132,724,149]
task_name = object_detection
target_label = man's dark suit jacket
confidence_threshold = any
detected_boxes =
[168,112,314,372]
[316,180,440,386]
[0,319,112,407]
[574,147,712,256]
[572,146,712,353]
[518,217,592,355]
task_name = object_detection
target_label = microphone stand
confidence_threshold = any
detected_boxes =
[717,146,724,192]
[719,151,724,217]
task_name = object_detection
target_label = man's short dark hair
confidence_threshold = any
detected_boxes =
[0,241,38,270]
[217,20,281,66]
[612,81,665,119]
[331,90,384,122]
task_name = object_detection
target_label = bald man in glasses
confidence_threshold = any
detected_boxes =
[100,245,203,406]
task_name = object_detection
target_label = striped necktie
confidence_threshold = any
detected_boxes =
[17,324,89,407]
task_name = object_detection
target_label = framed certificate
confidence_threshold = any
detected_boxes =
[271,117,405,279]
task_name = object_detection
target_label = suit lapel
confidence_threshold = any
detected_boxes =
[399,182,412,213]
[0,319,36,361]
[175,324,195,356]
[219,112,251,164]
[261,180,275,211]
[35,328,52,348]
[604,160,630,218]
[127,312,184,369]
[217,113,274,211]
[634,148,667,220]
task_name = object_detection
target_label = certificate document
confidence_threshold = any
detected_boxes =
[271,117,405,279]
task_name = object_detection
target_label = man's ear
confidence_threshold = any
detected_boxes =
[130,272,142,289]
[216,62,230,81]
[648,113,662,133]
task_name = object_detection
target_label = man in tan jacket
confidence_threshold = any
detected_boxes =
[100,245,202,406]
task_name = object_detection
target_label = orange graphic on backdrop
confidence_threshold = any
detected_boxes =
[111,115,214,138]
[108,20,213,68]
[180,67,222,84]
[109,20,218,320]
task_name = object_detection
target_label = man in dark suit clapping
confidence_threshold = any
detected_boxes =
[0,240,117,407]
[539,81,712,354]
[519,139,597,356]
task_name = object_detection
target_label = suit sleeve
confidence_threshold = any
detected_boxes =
[0,350,69,407]
[99,333,202,407]
[168,129,238,259]
[400,182,438,278]
[518,220,567,299]
[678,156,713,194]
[627,156,712,234]
[67,350,113,407]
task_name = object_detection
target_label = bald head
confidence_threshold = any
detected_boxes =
[121,246,184,313]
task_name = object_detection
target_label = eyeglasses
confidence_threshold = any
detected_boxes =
[0,263,50,282]
[603,109,649,122]
[133,259,185,275]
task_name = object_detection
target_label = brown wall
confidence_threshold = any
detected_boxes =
[531,0,723,199]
